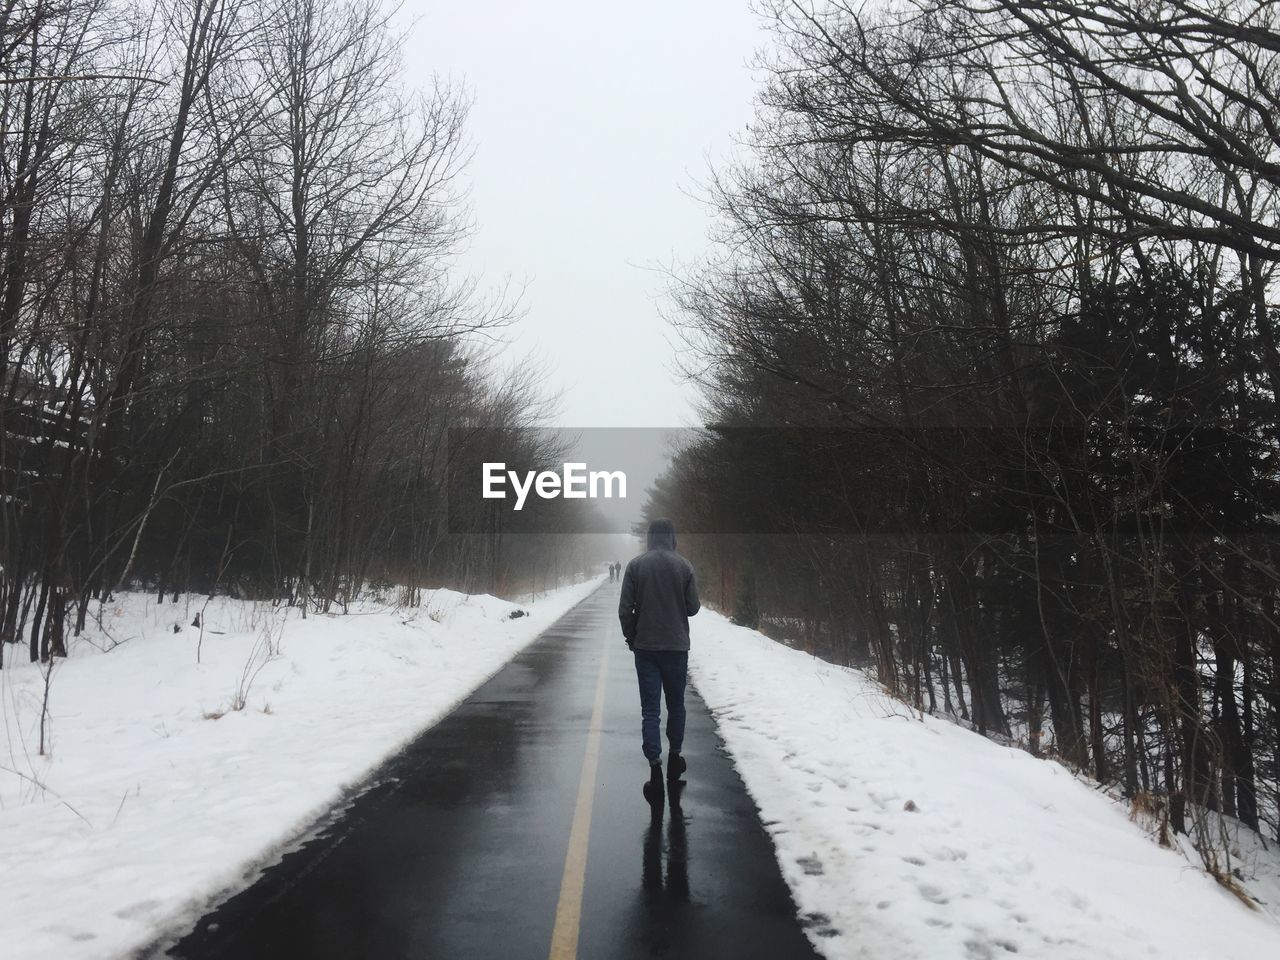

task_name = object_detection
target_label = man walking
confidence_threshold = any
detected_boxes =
[618,518,700,806]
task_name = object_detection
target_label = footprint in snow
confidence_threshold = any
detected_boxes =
[918,884,950,905]
[798,912,840,938]
[114,898,162,920]
[796,855,825,876]
[964,928,1021,958]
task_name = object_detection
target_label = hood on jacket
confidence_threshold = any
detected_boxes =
[646,518,677,551]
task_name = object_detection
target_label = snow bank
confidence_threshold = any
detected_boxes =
[1,577,602,960]
[689,610,1280,960]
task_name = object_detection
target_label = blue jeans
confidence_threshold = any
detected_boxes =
[633,649,688,764]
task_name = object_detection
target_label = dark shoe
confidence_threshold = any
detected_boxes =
[667,752,686,782]
[642,763,665,807]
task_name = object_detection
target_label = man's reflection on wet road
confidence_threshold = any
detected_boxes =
[643,779,689,903]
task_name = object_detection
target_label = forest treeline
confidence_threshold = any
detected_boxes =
[0,0,603,669]
[657,0,1280,867]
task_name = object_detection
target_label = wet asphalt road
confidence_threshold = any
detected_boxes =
[161,584,825,960]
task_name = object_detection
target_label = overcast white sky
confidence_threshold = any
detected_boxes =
[399,1,767,429]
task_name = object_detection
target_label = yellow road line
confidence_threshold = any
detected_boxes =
[548,637,611,960]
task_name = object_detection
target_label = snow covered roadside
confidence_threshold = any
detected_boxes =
[1,577,603,960]
[689,610,1280,960]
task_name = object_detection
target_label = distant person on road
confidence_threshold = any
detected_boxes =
[618,518,700,806]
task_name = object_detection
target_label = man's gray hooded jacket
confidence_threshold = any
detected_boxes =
[618,520,700,651]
